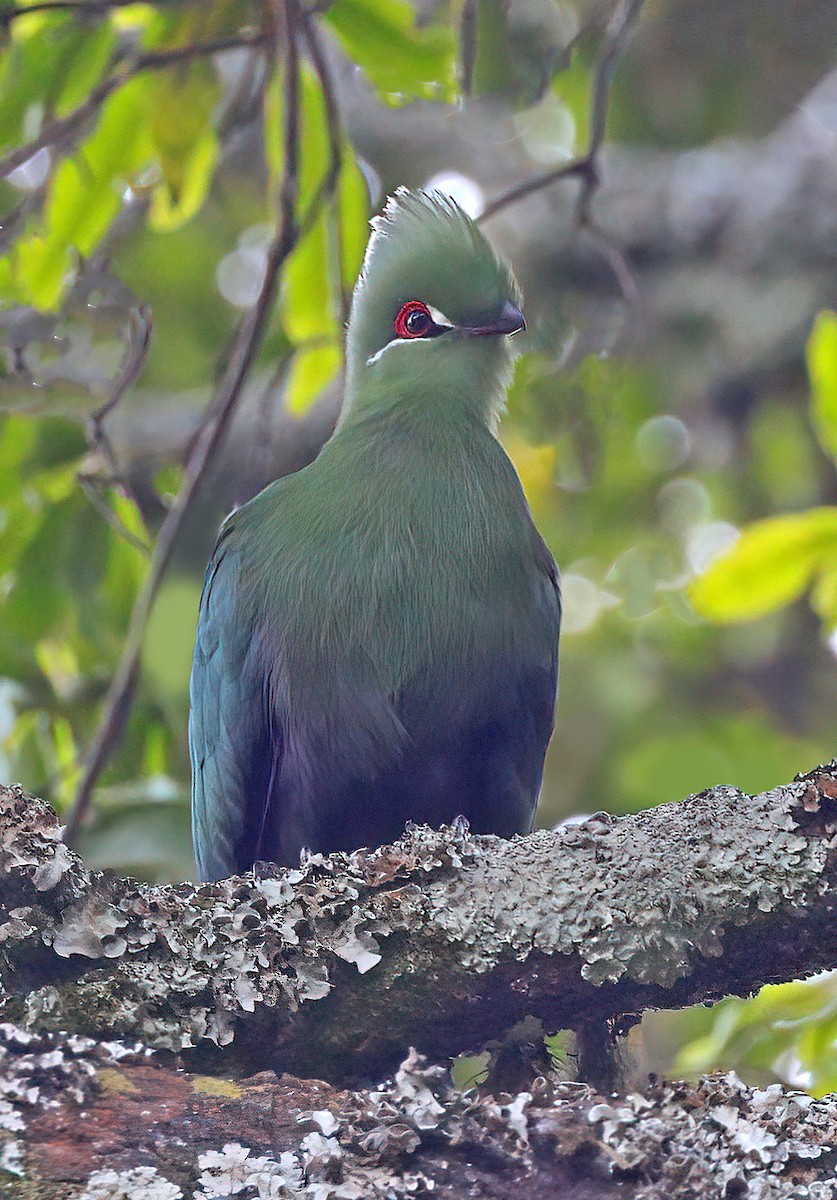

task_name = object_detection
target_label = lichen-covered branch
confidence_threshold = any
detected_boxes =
[3,1024,837,1199]
[2,765,837,1087]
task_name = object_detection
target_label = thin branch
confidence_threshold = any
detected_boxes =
[478,156,595,223]
[0,0,153,26]
[459,0,478,98]
[0,32,269,180]
[478,0,645,312]
[577,0,644,223]
[76,305,154,553]
[62,0,305,845]
[77,476,152,555]
[86,305,152,478]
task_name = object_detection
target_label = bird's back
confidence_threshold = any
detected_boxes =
[190,403,559,876]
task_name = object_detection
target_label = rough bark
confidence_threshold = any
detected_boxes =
[4,766,837,1196]
[3,766,837,1088]
[3,1023,837,1200]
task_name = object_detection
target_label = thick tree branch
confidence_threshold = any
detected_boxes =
[4,763,837,1088]
[3,1025,837,1199]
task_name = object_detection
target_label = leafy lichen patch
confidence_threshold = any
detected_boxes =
[423,781,831,987]
[3,774,837,1074]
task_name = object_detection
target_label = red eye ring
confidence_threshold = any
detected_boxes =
[395,300,433,339]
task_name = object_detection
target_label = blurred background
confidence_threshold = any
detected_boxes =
[1,0,836,1089]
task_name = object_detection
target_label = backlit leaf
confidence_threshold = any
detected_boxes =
[325,0,455,104]
[807,310,837,463]
[689,508,837,622]
[285,342,341,414]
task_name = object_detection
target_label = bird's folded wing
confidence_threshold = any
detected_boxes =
[189,527,276,881]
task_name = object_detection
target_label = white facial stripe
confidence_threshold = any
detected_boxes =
[427,303,454,327]
[366,338,403,365]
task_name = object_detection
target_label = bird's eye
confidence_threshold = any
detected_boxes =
[394,301,435,339]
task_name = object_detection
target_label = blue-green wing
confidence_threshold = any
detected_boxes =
[189,523,277,881]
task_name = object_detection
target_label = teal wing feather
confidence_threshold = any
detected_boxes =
[189,521,276,881]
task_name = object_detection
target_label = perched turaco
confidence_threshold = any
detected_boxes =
[190,189,561,880]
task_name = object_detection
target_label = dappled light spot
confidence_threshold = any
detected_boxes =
[560,571,620,635]
[422,171,484,218]
[687,521,740,575]
[636,414,692,472]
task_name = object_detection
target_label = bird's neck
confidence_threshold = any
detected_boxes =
[341,348,510,434]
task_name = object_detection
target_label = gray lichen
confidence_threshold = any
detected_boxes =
[2,769,837,1077]
[2,1022,837,1199]
[425,783,831,986]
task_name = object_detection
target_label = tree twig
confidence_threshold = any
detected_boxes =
[0,32,269,180]
[298,2,348,324]
[459,0,478,98]
[478,0,645,311]
[0,0,148,26]
[85,305,153,479]
[62,1,305,845]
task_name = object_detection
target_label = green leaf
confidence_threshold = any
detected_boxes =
[283,217,335,341]
[807,310,837,462]
[149,125,219,231]
[324,0,455,104]
[689,507,837,622]
[14,234,74,310]
[148,60,220,228]
[0,14,114,151]
[337,152,369,287]
[285,342,341,414]
[55,22,116,116]
[4,76,154,308]
[265,61,329,210]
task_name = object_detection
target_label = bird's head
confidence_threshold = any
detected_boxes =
[344,189,524,426]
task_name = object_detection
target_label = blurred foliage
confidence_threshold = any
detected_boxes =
[691,314,837,631]
[654,976,837,1098]
[1,0,836,1093]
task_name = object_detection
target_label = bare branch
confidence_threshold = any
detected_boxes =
[5,1022,837,1198]
[62,1,306,844]
[479,0,645,223]
[0,0,151,26]
[459,0,478,97]
[77,477,152,555]
[85,305,153,479]
[478,0,645,311]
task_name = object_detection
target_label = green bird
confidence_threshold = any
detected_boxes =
[190,189,560,881]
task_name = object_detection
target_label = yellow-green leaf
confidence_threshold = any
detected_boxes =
[808,310,837,463]
[811,566,837,631]
[149,126,219,231]
[265,61,329,210]
[337,152,369,287]
[150,62,219,201]
[690,507,837,622]
[283,218,335,342]
[325,0,455,104]
[285,342,341,414]
[14,235,74,310]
